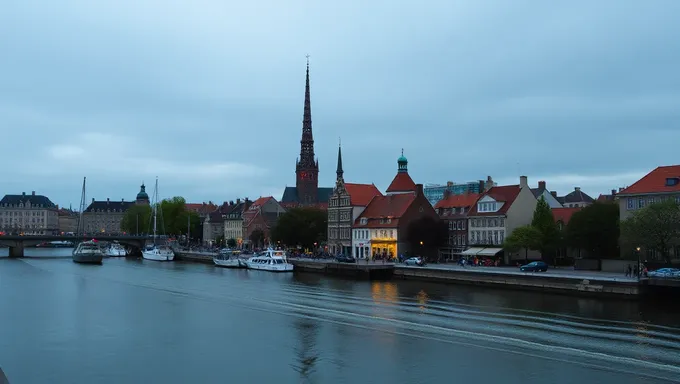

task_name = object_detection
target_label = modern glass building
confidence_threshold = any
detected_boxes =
[424,177,496,206]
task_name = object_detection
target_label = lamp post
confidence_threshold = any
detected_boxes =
[636,246,641,281]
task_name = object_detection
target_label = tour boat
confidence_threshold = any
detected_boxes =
[104,242,127,257]
[72,240,104,264]
[213,250,246,268]
[245,248,293,272]
[142,177,175,262]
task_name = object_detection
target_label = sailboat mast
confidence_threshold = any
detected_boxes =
[153,177,158,242]
[77,177,86,237]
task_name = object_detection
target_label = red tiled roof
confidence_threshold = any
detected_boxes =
[552,207,581,224]
[250,196,274,208]
[345,183,382,206]
[467,185,521,216]
[386,172,416,193]
[186,203,218,214]
[354,194,415,228]
[618,165,680,195]
[434,193,480,209]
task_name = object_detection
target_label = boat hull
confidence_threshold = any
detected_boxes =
[104,249,127,257]
[246,262,294,272]
[213,258,245,268]
[142,251,175,261]
[72,253,103,264]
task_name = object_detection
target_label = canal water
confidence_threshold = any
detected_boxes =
[1,249,680,384]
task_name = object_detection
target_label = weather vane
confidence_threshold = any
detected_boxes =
[306,54,310,66]
[339,137,341,147]
[401,148,404,156]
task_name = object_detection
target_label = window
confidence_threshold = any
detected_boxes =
[360,218,368,225]
[627,198,635,210]
[462,220,466,229]
[638,197,645,209]
[676,196,680,204]
[500,231,505,243]
[666,178,679,186]
[448,221,454,230]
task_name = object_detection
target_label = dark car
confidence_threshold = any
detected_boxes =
[336,255,357,263]
[520,261,548,272]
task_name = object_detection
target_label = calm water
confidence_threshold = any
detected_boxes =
[1,249,680,384]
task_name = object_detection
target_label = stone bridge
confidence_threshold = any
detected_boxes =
[0,235,149,257]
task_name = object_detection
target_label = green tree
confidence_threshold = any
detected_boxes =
[250,229,266,248]
[621,199,680,263]
[120,204,152,235]
[566,202,619,259]
[270,207,327,249]
[504,225,542,263]
[226,238,237,248]
[406,216,448,259]
[156,196,201,237]
[531,197,561,264]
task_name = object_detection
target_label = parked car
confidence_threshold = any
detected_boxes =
[647,268,680,278]
[519,261,548,272]
[404,257,425,266]
[336,255,357,263]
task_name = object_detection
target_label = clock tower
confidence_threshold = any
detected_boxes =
[295,57,319,204]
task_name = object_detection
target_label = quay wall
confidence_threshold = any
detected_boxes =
[393,266,641,298]
[175,251,215,264]
[289,259,394,280]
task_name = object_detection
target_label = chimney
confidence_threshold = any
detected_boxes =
[619,187,624,192]
[236,198,241,204]
[22,192,26,196]
[520,176,528,189]
[91,198,95,203]
[485,176,494,191]
[538,181,546,190]
[611,189,616,196]
[107,198,110,203]
[443,189,451,199]
[31,191,35,196]
[478,180,485,193]
[415,184,424,197]
[56,204,59,209]
[575,187,581,192]
[121,198,124,202]
[550,191,557,198]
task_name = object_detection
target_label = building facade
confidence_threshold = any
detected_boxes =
[327,144,383,256]
[242,197,286,249]
[82,184,149,235]
[57,207,79,234]
[281,59,333,208]
[434,192,480,260]
[0,191,59,235]
[465,176,538,263]
[224,198,250,248]
[424,177,494,206]
[558,187,595,208]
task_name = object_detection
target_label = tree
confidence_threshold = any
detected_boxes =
[214,235,225,247]
[503,225,542,263]
[565,202,619,259]
[270,207,327,249]
[120,204,152,235]
[226,238,237,248]
[250,229,266,249]
[531,197,561,264]
[621,199,680,263]
[406,216,448,259]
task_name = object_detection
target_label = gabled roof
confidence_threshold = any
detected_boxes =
[467,185,521,216]
[354,194,416,228]
[85,200,135,212]
[618,165,680,195]
[186,203,218,215]
[386,173,416,194]
[434,193,480,209]
[562,188,595,203]
[0,193,56,208]
[345,183,382,206]
[207,211,225,223]
[552,207,581,224]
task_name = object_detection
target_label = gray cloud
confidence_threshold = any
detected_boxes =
[2,0,679,206]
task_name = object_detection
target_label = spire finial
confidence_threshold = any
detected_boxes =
[306,54,310,67]
[339,137,341,147]
[401,148,404,156]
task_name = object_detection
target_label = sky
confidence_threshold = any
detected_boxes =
[2,0,680,208]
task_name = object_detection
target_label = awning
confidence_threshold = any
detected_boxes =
[477,248,503,256]
[461,247,485,256]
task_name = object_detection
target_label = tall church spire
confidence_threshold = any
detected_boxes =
[299,54,315,167]
[336,139,344,180]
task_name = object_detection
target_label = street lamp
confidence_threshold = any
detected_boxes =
[636,246,641,281]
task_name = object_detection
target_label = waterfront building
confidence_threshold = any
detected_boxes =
[203,212,225,246]
[82,184,149,235]
[616,165,680,260]
[424,177,494,206]
[597,188,621,203]
[530,180,563,208]
[57,206,78,234]
[0,191,59,235]
[465,176,538,264]
[327,144,382,255]
[557,187,595,208]
[434,191,480,260]
[224,198,251,248]
[552,207,582,261]
[242,197,286,249]
[281,59,333,208]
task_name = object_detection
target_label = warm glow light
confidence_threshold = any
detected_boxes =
[419,241,424,246]
[636,247,641,252]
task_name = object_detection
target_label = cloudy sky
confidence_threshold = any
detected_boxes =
[2,0,679,208]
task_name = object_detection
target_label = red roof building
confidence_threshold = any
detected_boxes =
[617,165,680,221]
[352,184,438,260]
[435,192,480,259]
[242,196,286,249]
[385,150,417,195]
[552,207,581,230]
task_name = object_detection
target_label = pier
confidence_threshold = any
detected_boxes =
[289,259,395,279]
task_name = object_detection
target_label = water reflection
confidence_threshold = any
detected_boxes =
[370,281,398,305]
[290,316,319,383]
[416,289,428,311]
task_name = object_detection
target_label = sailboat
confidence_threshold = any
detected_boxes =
[72,176,104,264]
[142,177,175,261]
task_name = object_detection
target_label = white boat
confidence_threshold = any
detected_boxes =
[72,240,103,264]
[104,242,127,257]
[142,177,175,262]
[213,250,246,268]
[245,248,294,272]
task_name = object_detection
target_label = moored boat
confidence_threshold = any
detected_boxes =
[213,249,245,268]
[245,248,293,272]
[142,177,175,262]
[104,242,127,257]
[72,240,104,264]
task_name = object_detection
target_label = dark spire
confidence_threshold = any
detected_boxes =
[298,55,315,167]
[336,138,344,180]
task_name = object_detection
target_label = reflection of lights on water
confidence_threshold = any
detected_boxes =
[371,282,398,305]
[417,289,429,311]
[634,322,650,343]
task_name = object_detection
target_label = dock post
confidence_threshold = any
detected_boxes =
[8,243,24,258]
